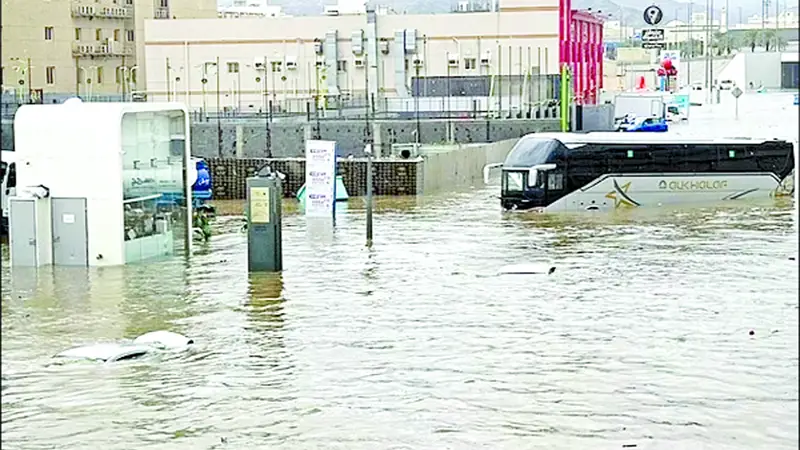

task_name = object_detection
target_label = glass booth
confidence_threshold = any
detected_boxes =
[121,110,189,263]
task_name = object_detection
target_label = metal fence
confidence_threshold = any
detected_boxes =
[2,75,562,122]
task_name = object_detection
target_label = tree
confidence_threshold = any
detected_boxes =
[712,31,736,55]
[744,29,760,52]
[761,29,776,52]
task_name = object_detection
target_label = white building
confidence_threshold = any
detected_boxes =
[143,0,562,113]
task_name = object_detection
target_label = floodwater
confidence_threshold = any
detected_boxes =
[2,92,798,449]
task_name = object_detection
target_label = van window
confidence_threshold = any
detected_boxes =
[6,162,16,188]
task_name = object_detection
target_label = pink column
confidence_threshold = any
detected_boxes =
[597,22,604,92]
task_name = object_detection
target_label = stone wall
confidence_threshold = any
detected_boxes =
[207,157,422,200]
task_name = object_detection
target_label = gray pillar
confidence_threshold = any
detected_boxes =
[246,176,283,272]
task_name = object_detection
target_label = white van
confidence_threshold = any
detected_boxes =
[1,150,17,234]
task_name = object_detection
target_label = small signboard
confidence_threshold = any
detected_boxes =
[641,28,665,42]
[304,139,338,218]
[731,86,743,98]
[643,42,667,50]
[643,5,664,26]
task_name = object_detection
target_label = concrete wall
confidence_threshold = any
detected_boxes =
[420,139,518,193]
[190,118,561,159]
[578,103,614,131]
[744,52,783,89]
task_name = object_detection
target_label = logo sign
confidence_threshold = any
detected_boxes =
[731,86,743,98]
[304,139,337,218]
[643,42,667,50]
[658,180,729,190]
[643,5,664,25]
[641,28,665,42]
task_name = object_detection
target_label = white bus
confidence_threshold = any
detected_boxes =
[498,132,796,213]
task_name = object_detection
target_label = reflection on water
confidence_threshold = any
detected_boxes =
[2,93,798,449]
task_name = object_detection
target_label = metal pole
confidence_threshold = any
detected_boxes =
[687,2,692,88]
[26,57,32,104]
[166,58,171,102]
[735,96,738,119]
[710,0,714,101]
[366,147,373,247]
[446,51,452,134]
[415,64,421,143]
[216,56,222,154]
[507,45,512,118]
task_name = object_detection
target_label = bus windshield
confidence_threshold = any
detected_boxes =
[502,171,525,194]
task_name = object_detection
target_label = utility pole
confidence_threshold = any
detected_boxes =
[710,0,714,97]
[215,56,221,154]
[688,2,692,87]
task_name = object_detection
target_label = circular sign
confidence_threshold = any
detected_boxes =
[643,5,664,26]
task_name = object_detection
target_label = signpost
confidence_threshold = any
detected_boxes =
[304,139,337,219]
[731,86,743,119]
[641,28,665,42]
[641,6,665,52]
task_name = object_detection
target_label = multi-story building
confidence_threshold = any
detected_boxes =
[1,0,216,102]
[143,0,603,114]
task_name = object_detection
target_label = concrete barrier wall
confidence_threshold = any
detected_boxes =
[420,139,518,193]
[191,118,561,159]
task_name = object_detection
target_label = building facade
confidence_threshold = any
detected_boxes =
[1,0,216,102]
[143,0,604,114]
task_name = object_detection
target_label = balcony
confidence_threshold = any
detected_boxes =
[73,42,135,57]
[72,3,133,19]
[72,43,96,56]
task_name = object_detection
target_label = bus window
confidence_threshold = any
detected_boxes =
[502,171,525,194]
[547,172,564,190]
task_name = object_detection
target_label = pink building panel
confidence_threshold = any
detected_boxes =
[559,0,604,105]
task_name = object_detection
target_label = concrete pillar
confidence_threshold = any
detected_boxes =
[235,125,244,158]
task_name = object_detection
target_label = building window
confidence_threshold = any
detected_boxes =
[227,62,239,73]
[270,61,282,72]
[126,30,134,41]
[46,66,56,85]
[126,0,132,4]
[113,29,120,41]
[44,27,54,40]
[95,29,102,41]
[160,0,168,7]
[337,60,347,72]
[75,28,81,40]
[464,58,477,70]
[97,67,104,84]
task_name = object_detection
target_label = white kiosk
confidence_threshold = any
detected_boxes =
[9,100,193,267]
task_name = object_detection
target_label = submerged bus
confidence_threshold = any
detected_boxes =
[496,133,796,212]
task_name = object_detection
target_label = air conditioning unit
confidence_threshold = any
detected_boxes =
[447,54,459,67]
[379,39,390,54]
[390,143,420,159]
[412,56,423,67]
[353,57,365,68]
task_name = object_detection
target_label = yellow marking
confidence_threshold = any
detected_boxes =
[605,181,636,209]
